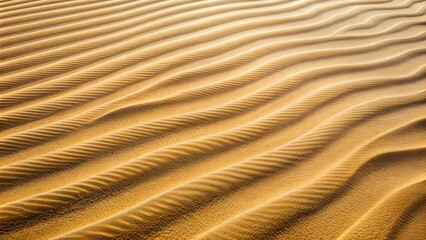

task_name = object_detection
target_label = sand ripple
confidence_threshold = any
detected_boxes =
[0,0,425,239]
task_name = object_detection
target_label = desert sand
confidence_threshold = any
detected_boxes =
[0,0,425,239]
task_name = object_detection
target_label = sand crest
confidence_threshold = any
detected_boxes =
[0,0,425,239]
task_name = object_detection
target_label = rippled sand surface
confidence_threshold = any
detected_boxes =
[1,0,425,239]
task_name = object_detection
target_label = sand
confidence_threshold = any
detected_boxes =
[0,0,425,239]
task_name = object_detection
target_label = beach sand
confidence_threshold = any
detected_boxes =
[0,0,425,239]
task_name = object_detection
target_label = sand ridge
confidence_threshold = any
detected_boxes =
[0,0,425,239]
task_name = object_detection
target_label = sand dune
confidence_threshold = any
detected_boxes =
[0,0,425,239]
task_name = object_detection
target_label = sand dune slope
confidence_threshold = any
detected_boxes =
[0,0,425,239]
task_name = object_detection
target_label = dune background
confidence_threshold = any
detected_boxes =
[0,0,425,239]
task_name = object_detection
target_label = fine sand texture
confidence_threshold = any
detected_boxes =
[1,0,425,239]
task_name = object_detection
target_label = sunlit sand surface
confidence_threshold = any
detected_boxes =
[0,0,425,239]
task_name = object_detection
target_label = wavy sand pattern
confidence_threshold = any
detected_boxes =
[0,0,425,239]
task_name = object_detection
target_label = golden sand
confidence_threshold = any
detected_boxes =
[0,0,425,239]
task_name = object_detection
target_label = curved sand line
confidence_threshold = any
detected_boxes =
[53,93,426,239]
[0,18,423,155]
[0,0,425,239]
[0,0,400,91]
[1,49,424,186]
[1,16,423,108]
